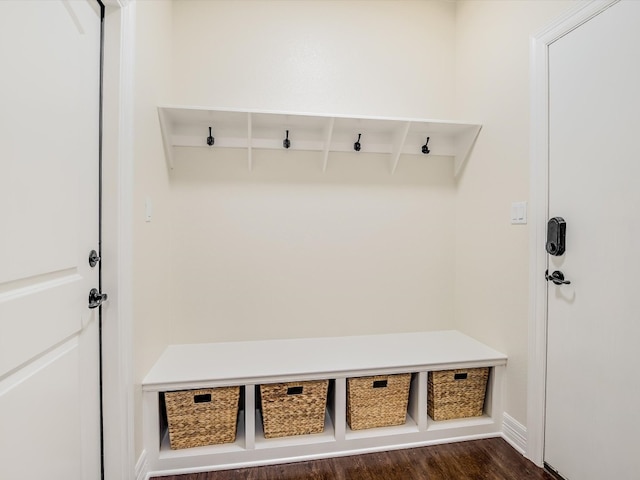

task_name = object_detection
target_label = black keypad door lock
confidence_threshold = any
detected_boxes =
[546,217,566,256]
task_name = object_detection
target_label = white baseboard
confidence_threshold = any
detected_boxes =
[502,412,527,455]
[135,449,148,480]
[137,418,525,478]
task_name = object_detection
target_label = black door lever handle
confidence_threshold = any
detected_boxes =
[545,269,571,285]
[88,288,108,309]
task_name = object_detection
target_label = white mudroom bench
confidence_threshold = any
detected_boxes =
[142,330,507,477]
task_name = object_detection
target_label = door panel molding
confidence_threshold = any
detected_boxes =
[0,336,79,397]
[527,0,620,467]
[0,340,83,479]
[0,274,85,377]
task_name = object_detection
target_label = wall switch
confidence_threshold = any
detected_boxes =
[511,201,527,224]
[145,198,153,222]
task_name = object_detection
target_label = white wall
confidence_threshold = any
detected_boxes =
[169,149,455,343]
[171,0,456,119]
[454,0,576,427]
[132,0,174,457]
[167,0,459,343]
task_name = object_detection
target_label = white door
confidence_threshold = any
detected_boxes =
[0,1,102,479]
[545,1,640,478]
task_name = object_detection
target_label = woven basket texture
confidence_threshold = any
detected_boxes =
[346,373,411,430]
[427,368,489,421]
[165,386,240,449]
[260,380,329,439]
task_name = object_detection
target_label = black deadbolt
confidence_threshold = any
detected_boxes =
[546,217,566,256]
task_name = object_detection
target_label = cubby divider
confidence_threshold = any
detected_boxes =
[243,384,256,450]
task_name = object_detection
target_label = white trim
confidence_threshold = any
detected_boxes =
[527,0,620,468]
[502,413,526,456]
[101,1,136,479]
[135,449,149,480]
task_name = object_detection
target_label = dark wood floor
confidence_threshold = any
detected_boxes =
[154,438,554,480]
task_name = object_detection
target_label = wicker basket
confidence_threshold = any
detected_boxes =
[427,368,489,421]
[165,386,240,449]
[347,373,411,430]
[259,380,329,439]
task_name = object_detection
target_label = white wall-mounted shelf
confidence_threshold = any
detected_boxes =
[142,330,507,477]
[158,106,482,176]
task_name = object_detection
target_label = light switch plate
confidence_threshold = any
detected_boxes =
[145,197,153,222]
[511,201,527,224]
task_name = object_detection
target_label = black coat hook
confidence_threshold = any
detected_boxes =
[421,137,430,154]
[354,133,362,152]
[283,130,291,149]
[207,127,215,146]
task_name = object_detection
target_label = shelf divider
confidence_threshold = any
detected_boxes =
[390,121,411,174]
[247,113,253,172]
[333,378,346,441]
[414,372,428,431]
[322,117,335,173]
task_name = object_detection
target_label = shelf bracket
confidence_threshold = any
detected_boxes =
[454,125,482,177]
[157,107,174,170]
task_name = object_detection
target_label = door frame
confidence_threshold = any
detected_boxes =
[101,1,136,479]
[527,0,620,467]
